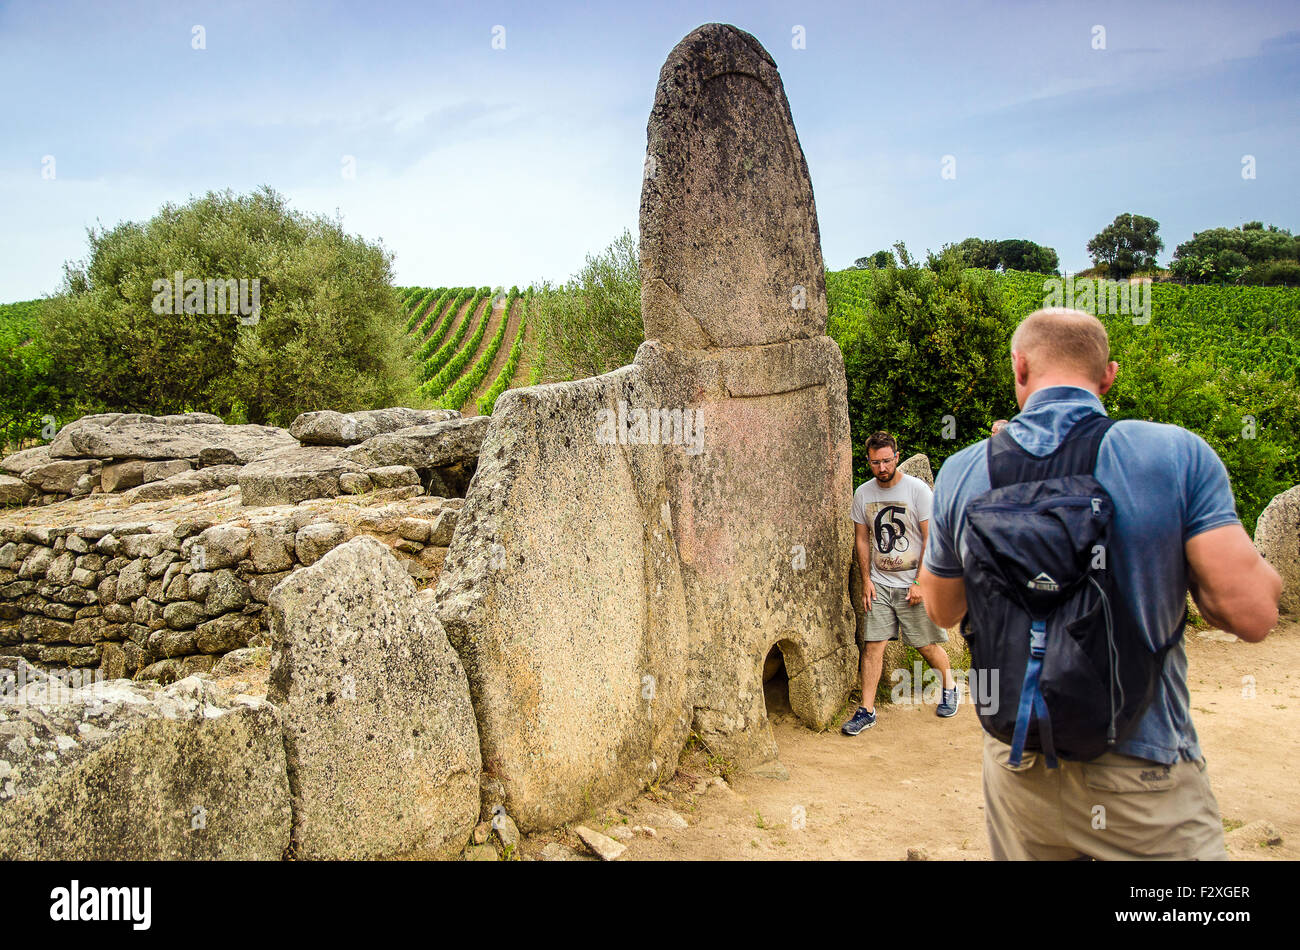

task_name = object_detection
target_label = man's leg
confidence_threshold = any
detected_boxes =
[896,599,957,714]
[917,643,956,690]
[843,587,897,734]
[859,640,888,712]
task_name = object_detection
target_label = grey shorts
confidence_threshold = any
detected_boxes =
[861,583,949,648]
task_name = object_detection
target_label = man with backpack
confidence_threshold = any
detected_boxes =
[917,307,1281,860]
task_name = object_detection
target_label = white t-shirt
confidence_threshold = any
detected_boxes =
[851,473,933,589]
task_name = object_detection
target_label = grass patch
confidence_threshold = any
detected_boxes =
[681,730,737,782]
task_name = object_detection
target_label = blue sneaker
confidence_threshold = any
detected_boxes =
[937,687,959,718]
[841,706,877,735]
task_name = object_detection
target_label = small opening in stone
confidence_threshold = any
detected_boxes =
[762,644,792,721]
[419,461,476,498]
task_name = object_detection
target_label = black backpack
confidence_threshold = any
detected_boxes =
[960,413,1175,766]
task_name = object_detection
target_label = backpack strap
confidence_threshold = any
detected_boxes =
[988,412,1115,489]
[1009,619,1058,768]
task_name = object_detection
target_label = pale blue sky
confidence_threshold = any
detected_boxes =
[1,0,1297,299]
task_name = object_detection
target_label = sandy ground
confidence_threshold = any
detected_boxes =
[524,619,1299,861]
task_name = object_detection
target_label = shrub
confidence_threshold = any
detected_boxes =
[832,244,1018,486]
[40,187,416,426]
[1103,319,1300,535]
[0,300,88,449]
[534,229,642,381]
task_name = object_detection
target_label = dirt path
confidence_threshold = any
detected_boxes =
[464,298,523,416]
[512,302,537,386]
[444,295,508,411]
[520,620,1300,861]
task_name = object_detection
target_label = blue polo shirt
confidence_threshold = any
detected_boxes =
[922,385,1241,764]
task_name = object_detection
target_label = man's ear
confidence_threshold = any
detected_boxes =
[1012,349,1031,386]
[1098,360,1119,395]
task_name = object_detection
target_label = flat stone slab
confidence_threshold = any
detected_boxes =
[0,474,34,505]
[48,414,293,462]
[341,416,490,470]
[0,481,456,541]
[0,445,52,476]
[0,663,290,859]
[122,464,243,503]
[290,408,461,445]
[238,445,366,507]
[16,459,100,494]
[575,825,627,860]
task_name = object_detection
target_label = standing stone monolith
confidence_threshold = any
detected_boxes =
[640,25,827,348]
[636,22,857,765]
[436,22,856,832]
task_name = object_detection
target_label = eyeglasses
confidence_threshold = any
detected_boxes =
[868,455,898,467]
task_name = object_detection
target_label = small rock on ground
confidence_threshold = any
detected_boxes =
[575,825,627,861]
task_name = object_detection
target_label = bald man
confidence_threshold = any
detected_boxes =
[918,308,1281,860]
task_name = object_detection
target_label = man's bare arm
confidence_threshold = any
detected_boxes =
[854,520,872,585]
[917,566,966,628]
[907,520,931,604]
[1185,524,1281,642]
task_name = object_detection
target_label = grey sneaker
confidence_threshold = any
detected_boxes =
[841,706,877,735]
[937,687,959,718]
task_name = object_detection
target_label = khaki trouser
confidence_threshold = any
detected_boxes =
[982,731,1229,860]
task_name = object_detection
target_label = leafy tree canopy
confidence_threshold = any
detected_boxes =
[1171,221,1300,285]
[947,237,1059,274]
[1086,213,1164,279]
[40,187,416,426]
[851,249,895,270]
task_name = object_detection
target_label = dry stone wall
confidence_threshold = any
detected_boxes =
[0,408,486,682]
[0,493,465,682]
